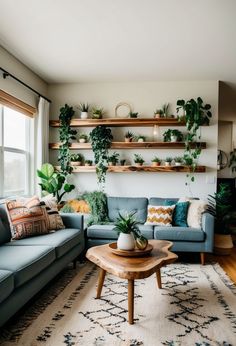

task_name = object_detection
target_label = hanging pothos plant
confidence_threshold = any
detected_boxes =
[176,97,212,186]
[58,104,77,175]
[89,126,113,189]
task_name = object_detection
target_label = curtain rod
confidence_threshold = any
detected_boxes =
[0,67,51,103]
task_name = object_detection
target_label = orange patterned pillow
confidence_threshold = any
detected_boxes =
[67,199,90,213]
[6,196,49,240]
[145,205,175,226]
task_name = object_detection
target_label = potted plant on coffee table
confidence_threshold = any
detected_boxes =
[70,153,84,166]
[114,212,148,250]
[207,183,234,255]
[134,154,145,166]
[108,151,120,166]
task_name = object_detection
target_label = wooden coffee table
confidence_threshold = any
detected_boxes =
[86,239,178,324]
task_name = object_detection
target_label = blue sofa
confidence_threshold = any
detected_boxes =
[86,197,214,264]
[0,204,84,327]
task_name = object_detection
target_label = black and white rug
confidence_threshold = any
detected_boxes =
[0,262,236,346]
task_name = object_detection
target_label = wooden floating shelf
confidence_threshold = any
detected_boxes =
[55,165,206,173]
[49,142,206,150]
[49,118,186,128]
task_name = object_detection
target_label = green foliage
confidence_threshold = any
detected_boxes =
[83,191,109,226]
[37,163,75,203]
[92,107,104,119]
[79,103,90,112]
[135,135,146,142]
[163,129,183,142]
[134,154,145,164]
[60,203,75,213]
[129,111,139,118]
[85,159,93,165]
[174,156,183,163]
[89,126,113,188]
[114,212,139,235]
[154,109,164,115]
[78,133,88,141]
[108,151,120,164]
[70,153,84,162]
[165,157,173,163]
[58,104,77,175]
[207,184,232,234]
[151,156,161,163]
[125,131,133,139]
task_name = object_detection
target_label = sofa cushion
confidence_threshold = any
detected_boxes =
[107,197,148,223]
[87,224,153,240]
[6,196,49,240]
[164,200,190,227]
[0,204,12,244]
[0,245,55,287]
[154,227,205,242]
[145,205,175,226]
[40,194,65,230]
[149,198,179,206]
[0,269,14,304]
[6,229,83,258]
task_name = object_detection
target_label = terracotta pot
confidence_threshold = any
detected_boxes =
[152,162,161,167]
[125,138,132,143]
[214,234,233,255]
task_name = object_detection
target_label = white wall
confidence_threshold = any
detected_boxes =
[48,81,219,200]
[0,46,48,108]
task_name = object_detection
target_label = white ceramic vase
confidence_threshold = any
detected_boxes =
[81,112,88,119]
[170,135,178,142]
[117,233,135,250]
[79,138,86,143]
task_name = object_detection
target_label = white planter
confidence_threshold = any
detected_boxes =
[71,161,82,166]
[165,162,171,166]
[117,233,135,250]
[175,162,182,166]
[79,138,86,143]
[81,112,88,119]
[138,138,144,143]
[170,135,178,142]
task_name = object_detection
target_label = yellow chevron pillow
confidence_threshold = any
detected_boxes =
[145,205,175,226]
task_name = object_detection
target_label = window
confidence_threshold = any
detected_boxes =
[0,105,31,197]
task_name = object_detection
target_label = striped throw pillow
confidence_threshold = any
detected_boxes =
[145,205,175,226]
[6,196,49,240]
[40,194,65,230]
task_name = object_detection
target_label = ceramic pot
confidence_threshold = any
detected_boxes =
[81,112,88,119]
[117,233,135,250]
[165,162,171,166]
[175,162,182,166]
[152,162,160,167]
[125,138,132,143]
[138,138,144,143]
[71,161,82,166]
[170,135,178,142]
[135,163,143,166]
[214,234,233,255]
[79,138,86,143]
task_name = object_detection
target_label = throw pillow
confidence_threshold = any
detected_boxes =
[40,194,65,230]
[6,196,49,240]
[187,200,207,228]
[67,199,90,213]
[164,200,190,227]
[145,205,175,226]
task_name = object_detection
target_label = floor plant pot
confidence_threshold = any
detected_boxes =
[81,112,88,119]
[214,234,233,255]
[117,233,135,250]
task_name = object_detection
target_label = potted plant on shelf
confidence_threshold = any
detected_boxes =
[164,157,173,166]
[129,111,139,118]
[114,212,148,251]
[136,135,146,143]
[85,159,93,166]
[78,133,88,143]
[154,109,164,118]
[107,151,120,166]
[120,159,126,166]
[174,156,183,166]
[79,103,90,119]
[134,153,145,166]
[162,103,169,118]
[70,153,84,166]
[151,156,161,166]
[124,131,134,143]
[163,129,184,142]
[207,183,234,255]
[92,107,104,119]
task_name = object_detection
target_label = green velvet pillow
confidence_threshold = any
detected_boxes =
[164,200,189,227]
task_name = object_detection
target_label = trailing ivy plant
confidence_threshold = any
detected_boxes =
[83,191,109,226]
[176,97,212,186]
[58,104,77,175]
[89,126,113,189]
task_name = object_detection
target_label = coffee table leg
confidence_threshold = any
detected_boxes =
[96,268,106,299]
[156,268,162,289]
[128,279,134,324]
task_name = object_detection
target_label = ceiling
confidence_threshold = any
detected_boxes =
[0,0,236,84]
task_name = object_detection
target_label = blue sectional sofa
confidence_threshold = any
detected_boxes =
[86,197,214,264]
[0,204,84,327]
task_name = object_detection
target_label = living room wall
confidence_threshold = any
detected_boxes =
[48,81,219,199]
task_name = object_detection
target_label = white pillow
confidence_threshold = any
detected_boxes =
[182,199,207,228]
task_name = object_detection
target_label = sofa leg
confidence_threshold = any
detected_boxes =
[73,259,77,269]
[200,252,205,265]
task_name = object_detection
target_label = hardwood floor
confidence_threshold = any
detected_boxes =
[207,246,236,284]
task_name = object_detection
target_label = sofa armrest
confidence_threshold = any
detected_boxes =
[201,212,215,252]
[60,213,84,231]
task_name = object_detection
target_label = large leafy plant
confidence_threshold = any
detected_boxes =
[207,183,232,234]
[58,104,77,175]
[37,163,75,203]
[89,126,113,189]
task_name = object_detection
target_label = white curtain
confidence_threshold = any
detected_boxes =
[34,97,50,195]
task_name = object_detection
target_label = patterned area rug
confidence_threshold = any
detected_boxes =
[0,262,236,346]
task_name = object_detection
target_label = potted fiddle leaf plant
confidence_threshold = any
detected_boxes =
[108,151,120,166]
[207,183,233,255]
[134,154,145,166]
[79,103,90,119]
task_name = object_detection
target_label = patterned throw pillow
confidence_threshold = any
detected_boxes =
[40,194,65,230]
[6,196,49,240]
[164,200,190,227]
[145,205,175,226]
